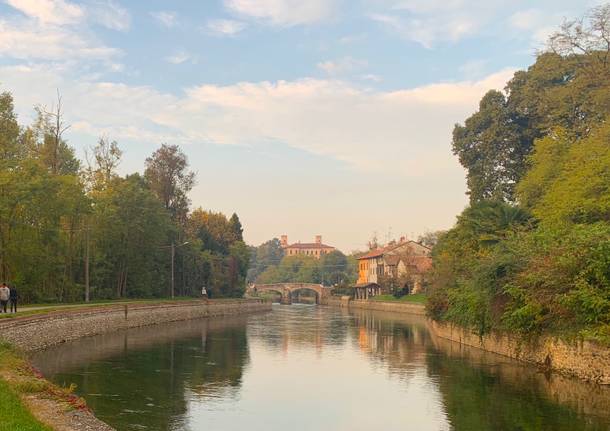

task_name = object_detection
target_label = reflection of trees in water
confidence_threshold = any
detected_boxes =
[348,309,610,430]
[426,334,610,431]
[33,317,250,431]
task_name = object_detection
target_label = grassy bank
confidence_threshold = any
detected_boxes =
[0,342,81,431]
[0,376,51,431]
[371,294,427,304]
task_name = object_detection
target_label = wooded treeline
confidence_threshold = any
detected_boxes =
[0,92,248,302]
[428,5,610,344]
[247,239,357,287]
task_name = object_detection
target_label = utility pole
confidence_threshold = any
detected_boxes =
[171,242,175,299]
[85,222,90,302]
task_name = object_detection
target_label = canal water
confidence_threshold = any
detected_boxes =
[32,305,610,431]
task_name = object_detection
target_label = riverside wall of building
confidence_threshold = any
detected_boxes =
[0,299,271,353]
[428,320,610,385]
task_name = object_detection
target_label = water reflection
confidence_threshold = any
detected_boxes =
[32,305,610,431]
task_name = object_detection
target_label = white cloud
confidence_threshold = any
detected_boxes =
[508,8,563,47]
[0,63,515,176]
[165,50,192,64]
[225,0,337,26]
[206,19,247,36]
[0,18,120,60]
[317,57,368,75]
[5,0,84,25]
[150,10,177,28]
[370,12,477,48]
[88,0,130,31]
[361,74,382,82]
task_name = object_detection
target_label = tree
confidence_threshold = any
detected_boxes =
[247,238,283,282]
[548,4,610,73]
[517,123,610,225]
[320,250,349,286]
[0,92,22,167]
[452,90,526,203]
[85,137,122,191]
[228,213,244,242]
[417,230,445,248]
[453,6,610,203]
[144,144,195,222]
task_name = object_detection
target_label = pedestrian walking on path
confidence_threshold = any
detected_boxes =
[9,285,18,313]
[0,283,10,313]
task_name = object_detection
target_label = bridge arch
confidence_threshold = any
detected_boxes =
[249,283,332,305]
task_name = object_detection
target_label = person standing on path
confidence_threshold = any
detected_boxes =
[9,285,18,313]
[0,283,10,313]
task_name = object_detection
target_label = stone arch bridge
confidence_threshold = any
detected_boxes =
[249,283,332,305]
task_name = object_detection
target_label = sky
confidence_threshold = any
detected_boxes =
[0,0,598,252]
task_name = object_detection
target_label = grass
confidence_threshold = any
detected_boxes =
[0,378,52,431]
[371,293,427,304]
[0,344,53,431]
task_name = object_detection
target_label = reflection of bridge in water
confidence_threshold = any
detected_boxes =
[250,283,333,305]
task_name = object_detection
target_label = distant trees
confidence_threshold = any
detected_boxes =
[0,90,248,302]
[430,4,610,344]
[247,238,283,282]
[250,244,357,287]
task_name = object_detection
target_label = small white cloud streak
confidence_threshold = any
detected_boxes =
[206,19,247,36]
[225,0,337,26]
[5,0,84,25]
[317,57,368,75]
[88,0,131,31]
[150,10,178,28]
[165,50,192,64]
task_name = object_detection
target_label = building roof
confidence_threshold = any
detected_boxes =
[358,240,431,261]
[386,240,431,253]
[285,242,335,250]
[357,248,385,260]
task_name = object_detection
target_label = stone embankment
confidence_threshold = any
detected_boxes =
[322,296,426,315]
[429,320,610,385]
[323,296,609,384]
[0,299,270,352]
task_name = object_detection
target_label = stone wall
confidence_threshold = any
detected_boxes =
[429,320,610,385]
[0,299,270,353]
[323,296,426,315]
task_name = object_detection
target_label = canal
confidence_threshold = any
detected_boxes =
[32,305,610,431]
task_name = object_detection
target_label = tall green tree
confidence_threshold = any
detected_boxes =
[144,144,195,223]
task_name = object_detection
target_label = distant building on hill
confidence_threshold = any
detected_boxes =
[280,235,336,259]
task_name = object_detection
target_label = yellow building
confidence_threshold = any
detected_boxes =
[280,235,336,259]
[357,239,432,286]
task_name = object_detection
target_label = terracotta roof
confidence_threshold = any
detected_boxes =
[358,240,431,261]
[285,242,335,249]
[357,248,385,260]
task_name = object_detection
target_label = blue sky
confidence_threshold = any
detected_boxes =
[0,0,598,251]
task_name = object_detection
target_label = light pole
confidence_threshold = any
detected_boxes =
[168,241,189,299]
